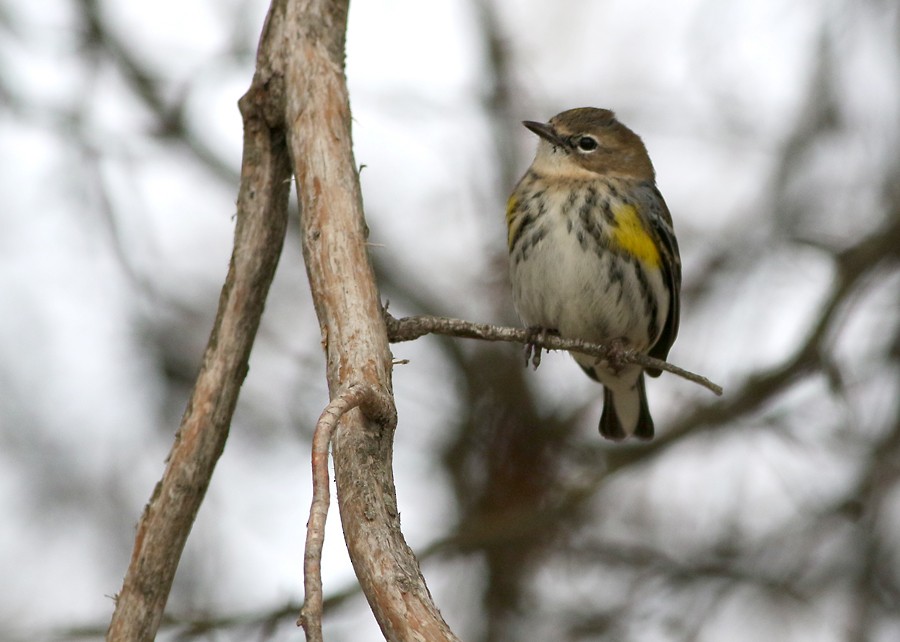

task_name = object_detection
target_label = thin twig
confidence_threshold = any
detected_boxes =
[299,384,374,641]
[384,312,723,396]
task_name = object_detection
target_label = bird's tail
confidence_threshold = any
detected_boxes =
[599,373,654,441]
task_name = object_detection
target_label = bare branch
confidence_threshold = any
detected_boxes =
[385,312,724,396]
[105,11,291,642]
[299,383,392,641]
[105,2,292,639]
[281,1,460,640]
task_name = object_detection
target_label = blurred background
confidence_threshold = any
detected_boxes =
[1,0,898,640]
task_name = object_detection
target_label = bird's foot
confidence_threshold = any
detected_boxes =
[605,337,632,375]
[524,326,559,370]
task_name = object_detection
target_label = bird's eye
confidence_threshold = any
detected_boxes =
[576,136,599,152]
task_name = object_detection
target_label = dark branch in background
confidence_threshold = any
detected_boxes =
[475,0,520,192]
[385,312,724,396]
[402,211,900,556]
[78,0,240,185]
[849,439,900,642]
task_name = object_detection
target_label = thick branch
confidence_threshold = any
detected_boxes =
[385,312,723,396]
[105,5,292,636]
[282,1,459,640]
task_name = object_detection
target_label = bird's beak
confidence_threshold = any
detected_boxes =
[523,120,565,147]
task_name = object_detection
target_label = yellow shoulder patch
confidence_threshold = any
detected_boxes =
[610,203,660,267]
[506,195,520,249]
[505,195,518,224]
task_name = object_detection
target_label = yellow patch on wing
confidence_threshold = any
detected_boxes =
[506,195,520,249]
[505,195,518,224]
[610,203,660,267]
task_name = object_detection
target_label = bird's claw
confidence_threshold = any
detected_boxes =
[604,338,631,374]
[523,327,558,370]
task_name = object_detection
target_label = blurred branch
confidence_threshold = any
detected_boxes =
[385,312,724,395]
[105,1,293,640]
[62,581,365,640]
[846,398,900,641]
[475,0,520,191]
[375,211,900,601]
[601,214,900,473]
[77,0,240,184]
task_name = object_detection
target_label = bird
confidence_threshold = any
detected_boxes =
[506,107,681,441]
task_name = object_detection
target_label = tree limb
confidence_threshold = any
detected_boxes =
[282,1,460,640]
[385,312,724,396]
[105,2,292,635]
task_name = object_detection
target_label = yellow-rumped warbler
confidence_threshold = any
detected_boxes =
[507,107,681,441]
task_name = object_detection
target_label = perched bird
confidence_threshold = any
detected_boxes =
[507,107,681,441]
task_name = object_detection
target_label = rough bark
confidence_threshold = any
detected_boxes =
[105,20,292,637]
[108,0,458,640]
[283,2,459,639]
